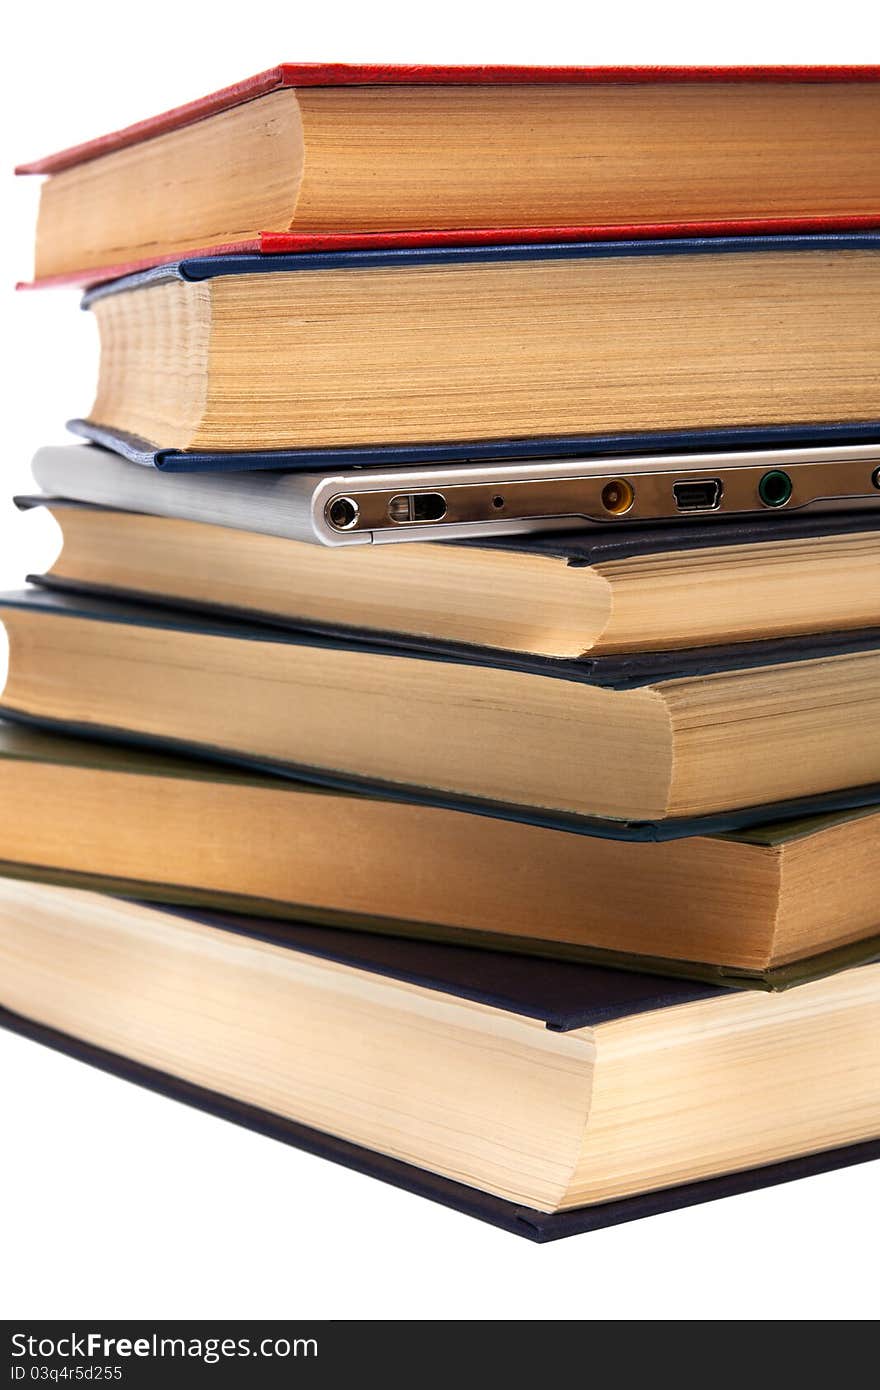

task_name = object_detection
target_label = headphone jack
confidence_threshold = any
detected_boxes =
[758,470,793,508]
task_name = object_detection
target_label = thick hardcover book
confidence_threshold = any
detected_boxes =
[70,234,880,471]
[6,1003,876,1242]
[20,483,880,661]
[22,64,880,175]
[2,586,880,840]
[3,889,873,1251]
[18,64,880,287]
[2,720,878,989]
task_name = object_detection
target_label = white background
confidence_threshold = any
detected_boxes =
[1,0,878,1322]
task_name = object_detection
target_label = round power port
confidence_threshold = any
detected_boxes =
[600,479,635,516]
[326,496,360,530]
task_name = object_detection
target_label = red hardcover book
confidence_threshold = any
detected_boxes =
[18,63,880,288]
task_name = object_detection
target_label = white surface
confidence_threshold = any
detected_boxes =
[1,0,877,1322]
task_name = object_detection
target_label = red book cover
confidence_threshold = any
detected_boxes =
[17,63,880,175]
[18,64,880,289]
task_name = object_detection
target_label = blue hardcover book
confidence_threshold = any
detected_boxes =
[70,234,880,471]
[1,586,878,841]
[2,880,878,1241]
[18,490,880,662]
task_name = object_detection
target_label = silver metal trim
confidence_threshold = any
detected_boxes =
[319,453,880,536]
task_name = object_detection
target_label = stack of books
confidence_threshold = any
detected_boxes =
[4,64,880,1241]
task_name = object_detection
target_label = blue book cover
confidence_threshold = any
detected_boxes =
[71,234,880,471]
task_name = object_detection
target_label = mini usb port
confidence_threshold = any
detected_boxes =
[673,479,723,512]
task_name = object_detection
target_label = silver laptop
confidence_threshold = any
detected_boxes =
[31,442,880,547]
